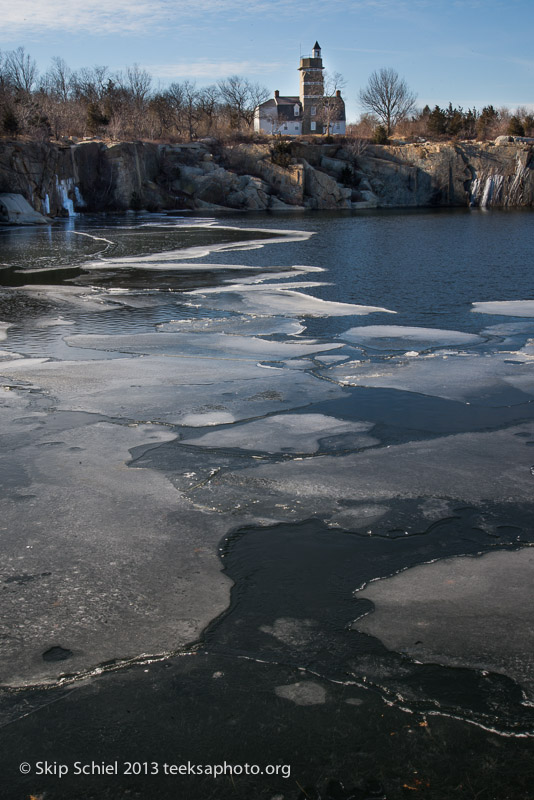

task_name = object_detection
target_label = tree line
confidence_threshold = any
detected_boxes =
[0,47,532,144]
[355,68,533,142]
[0,47,269,141]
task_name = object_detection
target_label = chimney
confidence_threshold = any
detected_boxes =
[336,89,341,97]
[274,90,279,99]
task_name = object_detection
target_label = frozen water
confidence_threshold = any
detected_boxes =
[472,300,534,317]
[187,286,395,318]
[84,226,313,270]
[322,350,534,405]
[481,320,534,340]
[157,317,305,336]
[0,321,10,340]
[0,418,234,686]
[187,422,534,518]
[0,355,343,426]
[260,618,317,648]
[180,411,236,427]
[17,285,123,312]
[274,681,326,705]
[56,178,76,217]
[64,332,342,361]
[182,414,378,454]
[189,281,328,294]
[354,548,534,696]
[339,325,484,350]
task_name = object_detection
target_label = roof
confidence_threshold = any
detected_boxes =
[313,41,321,49]
[323,95,346,122]
[275,95,300,105]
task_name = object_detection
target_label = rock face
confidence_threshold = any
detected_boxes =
[0,137,532,219]
[355,142,534,208]
[302,159,352,209]
[0,193,49,224]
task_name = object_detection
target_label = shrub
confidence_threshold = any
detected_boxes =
[270,139,292,168]
[2,108,20,136]
[373,125,389,144]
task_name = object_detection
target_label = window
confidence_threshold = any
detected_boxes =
[294,104,299,116]
[311,106,316,116]
[284,124,288,130]
[310,121,316,131]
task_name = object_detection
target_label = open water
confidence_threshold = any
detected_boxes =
[1,208,534,800]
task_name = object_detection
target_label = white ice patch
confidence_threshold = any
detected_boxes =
[0,322,11,341]
[190,281,328,294]
[181,411,236,427]
[322,350,534,406]
[0,356,342,425]
[275,681,326,706]
[472,300,534,317]
[64,332,342,361]
[354,548,534,697]
[83,226,314,269]
[339,325,484,350]
[16,285,121,312]
[182,414,377,454]
[187,287,395,318]
[55,177,77,216]
[481,321,534,337]
[157,317,305,336]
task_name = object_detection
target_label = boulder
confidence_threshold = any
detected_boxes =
[0,193,49,225]
[301,160,352,209]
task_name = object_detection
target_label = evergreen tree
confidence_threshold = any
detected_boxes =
[507,115,525,136]
[2,107,20,136]
[86,102,109,135]
[372,124,389,144]
[427,105,447,136]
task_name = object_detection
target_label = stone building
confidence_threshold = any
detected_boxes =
[254,42,346,136]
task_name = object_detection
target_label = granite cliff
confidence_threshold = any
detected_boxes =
[0,137,532,221]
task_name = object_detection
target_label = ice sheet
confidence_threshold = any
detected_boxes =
[84,226,314,270]
[186,287,395,318]
[472,300,534,317]
[0,355,343,426]
[0,420,234,686]
[322,350,534,406]
[187,422,534,518]
[64,332,342,360]
[354,548,534,696]
[274,681,326,705]
[157,317,305,336]
[17,285,122,312]
[182,414,378,454]
[189,281,328,294]
[339,325,484,350]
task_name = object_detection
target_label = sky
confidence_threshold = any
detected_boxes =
[0,0,532,122]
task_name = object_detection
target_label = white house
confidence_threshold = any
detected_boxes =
[254,42,346,136]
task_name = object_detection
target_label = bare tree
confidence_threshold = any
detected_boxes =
[359,68,416,136]
[318,71,346,134]
[197,85,221,136]
[44,57,73,102]
[73,65,110,103]
[4,47,38,94]
[218,75,269,129]
[181,81,201,141]
[124,64,152,107]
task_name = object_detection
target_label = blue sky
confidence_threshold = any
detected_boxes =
[0,0,532,122]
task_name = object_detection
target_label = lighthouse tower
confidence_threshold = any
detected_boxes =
[299,41,324,134]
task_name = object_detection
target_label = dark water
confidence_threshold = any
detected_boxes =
[1,209,534,799]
